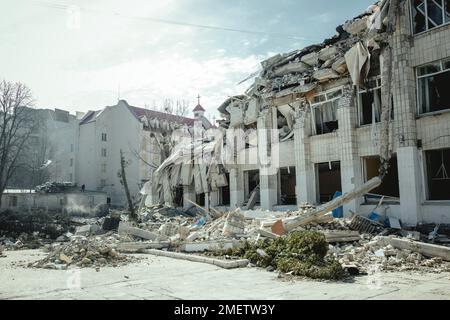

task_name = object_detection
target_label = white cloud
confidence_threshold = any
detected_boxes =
[74,53,268,117]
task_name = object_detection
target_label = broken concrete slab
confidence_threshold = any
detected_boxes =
[321,230,360,243]
[118,222,158,241]
[144,249,249,269]
[75,224,101,237]
[387,237,450,262]
[116,241,170,253]
[180,240,243,253]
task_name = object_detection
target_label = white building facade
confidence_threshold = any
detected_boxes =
[76,100,210,206]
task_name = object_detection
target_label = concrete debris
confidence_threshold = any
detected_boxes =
[75,224,101,237]
[118,222,158,241]
[222,210,246,237]
[328,235,450,274]
[29,233,135,269]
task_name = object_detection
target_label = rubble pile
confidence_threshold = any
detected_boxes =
[329,236,450,274]
[29,233,133,270]
[129,205,450,278]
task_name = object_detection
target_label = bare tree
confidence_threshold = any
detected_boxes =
[150,98,191,116]
[0,80,35,207]
[175,99,190,116]
[118,149,136,220]
[8,111,52,190]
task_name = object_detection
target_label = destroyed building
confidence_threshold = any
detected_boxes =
[148,0,450,227]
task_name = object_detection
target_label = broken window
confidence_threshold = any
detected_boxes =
[310,88,342,135]
[411,0,450,34]
[417,59,450,114]
[317,161,342,203]
[279,167,297,205]
[426,148,450,200]
[363,156,400,202]
[358,77,382,126]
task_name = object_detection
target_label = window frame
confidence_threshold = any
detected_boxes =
[310,87,343,136]
[416,58,450,115]
[357,76,382,127]
[410,0,450,35]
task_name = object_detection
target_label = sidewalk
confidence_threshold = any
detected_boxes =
[1,249,449,300]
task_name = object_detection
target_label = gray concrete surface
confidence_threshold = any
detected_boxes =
[1,249,450,300]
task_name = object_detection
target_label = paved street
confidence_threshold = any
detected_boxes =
[1,249,450,300]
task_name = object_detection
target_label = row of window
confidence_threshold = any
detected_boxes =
[309,57,450,136]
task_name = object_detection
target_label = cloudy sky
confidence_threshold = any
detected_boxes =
[1,0,374,119]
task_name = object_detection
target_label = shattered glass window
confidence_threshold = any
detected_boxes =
[427,0,444,26]
[358,77,382,126]
[417,59,450,114]
[310,88,342,135]
[412,0,449,33]
[413,0,427,33]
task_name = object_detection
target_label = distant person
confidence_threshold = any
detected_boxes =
[81,184,85,192]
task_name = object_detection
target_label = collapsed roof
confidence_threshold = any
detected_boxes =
[218,0,401,130]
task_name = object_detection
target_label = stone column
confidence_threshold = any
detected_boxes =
[397,146,422,226]
[229,168,245,209]
[258,107,278,210]
[337,87,363,217]
[208,190,220,208]
[293,107,316,205]
[389,11,421,226]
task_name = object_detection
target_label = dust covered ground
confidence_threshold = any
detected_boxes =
[1,249,450,300]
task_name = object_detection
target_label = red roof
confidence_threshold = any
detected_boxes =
[128,105,195,127]
[193,104,205,112]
